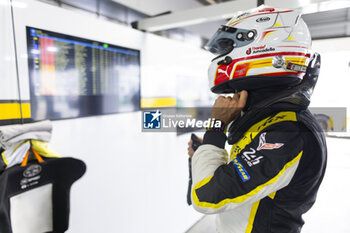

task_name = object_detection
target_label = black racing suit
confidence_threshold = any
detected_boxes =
[191,99,327,233]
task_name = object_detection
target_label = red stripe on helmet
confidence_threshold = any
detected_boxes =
[260,30,277,42]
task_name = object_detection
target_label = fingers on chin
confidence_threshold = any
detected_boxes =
[240,90,248,99]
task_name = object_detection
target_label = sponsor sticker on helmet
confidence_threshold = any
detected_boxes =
[246,48,252,55]
[215,63,234,84]
[256,17,270,23]
[246,45,275,55]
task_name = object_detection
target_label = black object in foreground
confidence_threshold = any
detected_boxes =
[0,155,86,233]
[187,133,202,206]
[191,133,202,151]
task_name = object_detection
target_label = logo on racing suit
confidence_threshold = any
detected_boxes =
[257,133,284,151]
[240,133,284,167]
[143,110,162,129]
[232,157,251,182]
[241,148,263,167]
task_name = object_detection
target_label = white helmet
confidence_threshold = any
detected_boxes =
[206,6,312,93]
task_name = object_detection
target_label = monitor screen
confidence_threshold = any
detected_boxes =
[26,27,140,120]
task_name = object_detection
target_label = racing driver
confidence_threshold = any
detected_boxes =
[187,6,327,233]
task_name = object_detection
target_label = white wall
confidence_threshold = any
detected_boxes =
[4,0,213,232]
[50,113,203,233]
[0,0,20,100]
[310,38,350,133]
[311,37,350,108]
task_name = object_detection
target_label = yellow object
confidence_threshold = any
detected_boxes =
[1,152,9,166]
[31,140,61,158]
[263,31,276,40]
[273,21,283,27]
[284,57,307,66]
[0,102,31,120]
[287,33,294,41]
[268,192,276,199]
[141,97,176,108]
[245,201,260,233]
[329,116,334,130]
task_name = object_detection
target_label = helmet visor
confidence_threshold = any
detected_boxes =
[205,25,256,56]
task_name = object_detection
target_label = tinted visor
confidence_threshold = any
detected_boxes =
[205,25,257,56]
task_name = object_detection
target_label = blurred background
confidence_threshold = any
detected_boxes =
[0,0,350,232]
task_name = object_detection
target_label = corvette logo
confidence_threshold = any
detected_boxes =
[240,132,284,167]
[257,133,284,151]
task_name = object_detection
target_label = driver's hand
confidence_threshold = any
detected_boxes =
[187,137,203,158]
[210,90,248,125]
